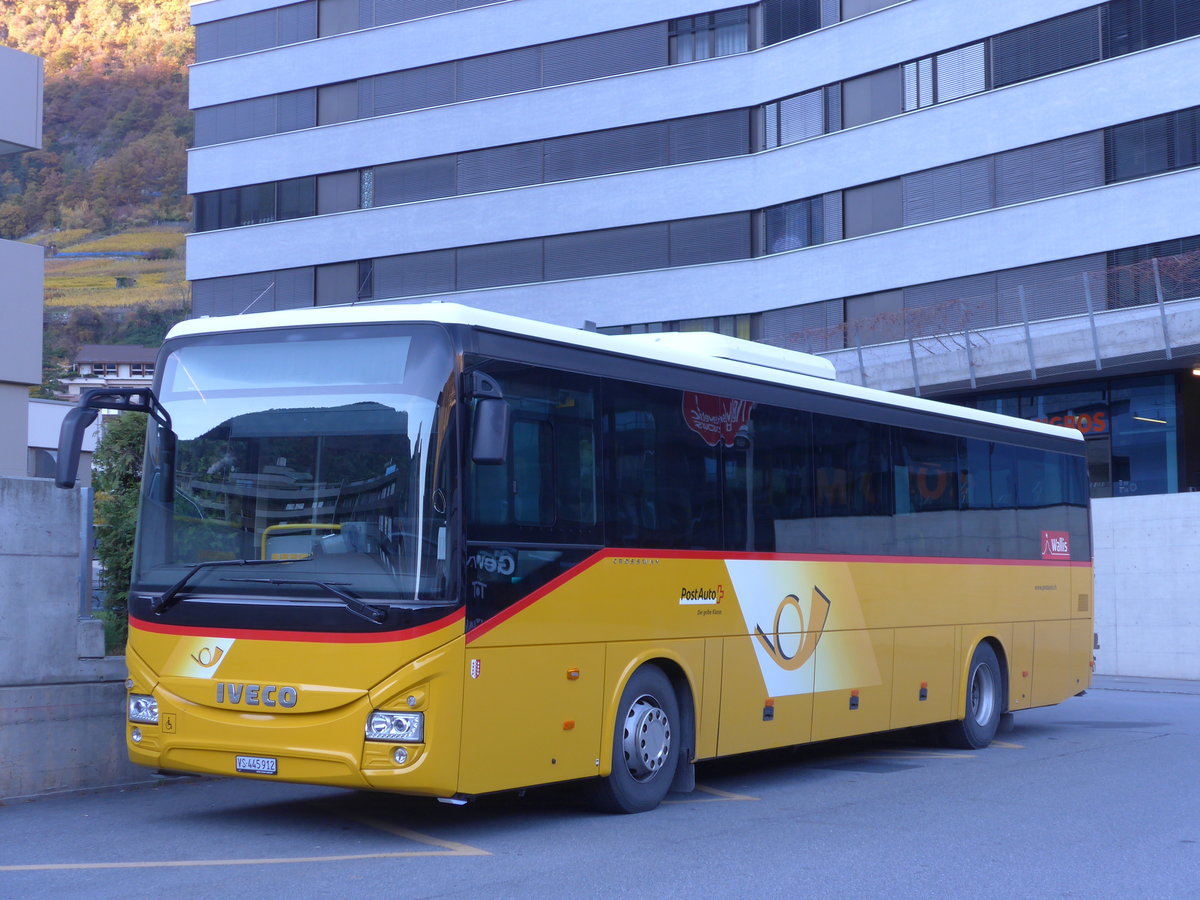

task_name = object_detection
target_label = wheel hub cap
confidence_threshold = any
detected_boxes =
[622,695,671,782]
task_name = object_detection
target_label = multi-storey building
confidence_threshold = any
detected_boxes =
[0,45,43,476]
[59,344,158,402]
[186,0,1200,677]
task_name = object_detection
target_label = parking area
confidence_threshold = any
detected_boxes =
[2,676,1196,898]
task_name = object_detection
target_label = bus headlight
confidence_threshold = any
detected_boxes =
[365,711,424,743]
[128,694,159,725]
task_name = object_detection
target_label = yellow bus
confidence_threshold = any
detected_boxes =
[57,302,1092,813]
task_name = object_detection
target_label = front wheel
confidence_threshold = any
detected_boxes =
[940,642,1003,749]
[591,665,680,814]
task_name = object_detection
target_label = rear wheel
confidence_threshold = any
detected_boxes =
[941,642,1003,749]
[591,665,679,814]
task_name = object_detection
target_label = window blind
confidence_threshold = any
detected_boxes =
[458,143,543,193]
[456,239,544,290]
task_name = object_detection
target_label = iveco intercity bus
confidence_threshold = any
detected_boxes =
[57,302,1092,813]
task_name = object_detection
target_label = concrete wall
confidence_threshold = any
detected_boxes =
[0,240,43,476]
[0,45,43,154]
[1093,492,1200,681]
[0,477,148,800]
[0,45,44,478]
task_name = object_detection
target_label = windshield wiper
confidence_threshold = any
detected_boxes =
[149,557,311,615]
[221,577,388,626]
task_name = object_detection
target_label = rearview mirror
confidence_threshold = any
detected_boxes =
[55,388,172,489]
[471,399,510,466]
[468,371,509,466]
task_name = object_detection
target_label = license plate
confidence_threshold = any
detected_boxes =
[235,755,277,775]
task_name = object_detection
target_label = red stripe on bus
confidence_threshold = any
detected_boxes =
[464,548,1091,644]
[130,608,465,644]
[466,553,610,644]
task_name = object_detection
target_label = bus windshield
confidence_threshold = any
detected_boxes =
[132,325,456,609]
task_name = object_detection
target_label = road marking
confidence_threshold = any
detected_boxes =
[663,783,759,804]
[322,807,489,856]
[991,740,1025,749]
[0,806,489,871]
[0,850,480,872]
[867,751,975,760]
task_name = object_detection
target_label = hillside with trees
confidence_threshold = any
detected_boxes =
[0,0,192,238]
[2,1,194,390]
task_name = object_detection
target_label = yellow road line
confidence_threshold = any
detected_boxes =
[324,808,489,856]
[991,740,1025,749]
[866,751,976,760]
[0,850,480,872]
[0,805,489,871]
[663,783,759,804]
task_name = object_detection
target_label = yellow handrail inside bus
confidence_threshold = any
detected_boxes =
[260,523,341,560]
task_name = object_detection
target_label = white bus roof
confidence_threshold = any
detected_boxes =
[166,301,1082,443]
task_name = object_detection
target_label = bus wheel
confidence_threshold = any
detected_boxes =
[592,665,680,814]
[941,642,1003,749]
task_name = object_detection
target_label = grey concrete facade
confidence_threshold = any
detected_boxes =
[1092,492,1200,681]
[0,45,44,477]
[0,478,145,801]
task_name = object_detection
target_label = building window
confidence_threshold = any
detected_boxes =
[764,89,826,147]
[841,67,903,129]
[669,9,750,63]
[1107,107,1200,182]
[759,0,823,46]
[967,374,1180,498]
[990,7,1102,89]
[904,42,987,111]
[195,2,318,63]
[1104,0,1200,57]
[764,197,824,252]
[130,364,155,377]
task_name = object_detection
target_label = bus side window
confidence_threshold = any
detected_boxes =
[814,414,891,517]
[603,380,720,549]
[989,443,1019,509]
[733,405,813,552]
[893,428,959,514]
[510,419,552,525]
[466,364,599,542]
[958,438,995,509]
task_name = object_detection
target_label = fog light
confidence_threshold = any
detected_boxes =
[131,727,143,744]
[128,694,158,725]
[393,747,409,765]
[365,711,423,742]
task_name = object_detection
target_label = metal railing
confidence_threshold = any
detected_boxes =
[783,249,1200,394]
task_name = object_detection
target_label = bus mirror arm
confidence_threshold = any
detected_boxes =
[467,372,509,466]
[55,387,174,489]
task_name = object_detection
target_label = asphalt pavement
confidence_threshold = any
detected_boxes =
[1,674,1196,898]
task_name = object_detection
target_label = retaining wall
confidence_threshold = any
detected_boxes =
[0,477,147,800]
[1092,492,1200,680]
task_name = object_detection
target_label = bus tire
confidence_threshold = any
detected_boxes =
[591,665,680,814]
[941,641,1003,749]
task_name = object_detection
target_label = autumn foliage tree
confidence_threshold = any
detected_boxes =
[0,1,193,237]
